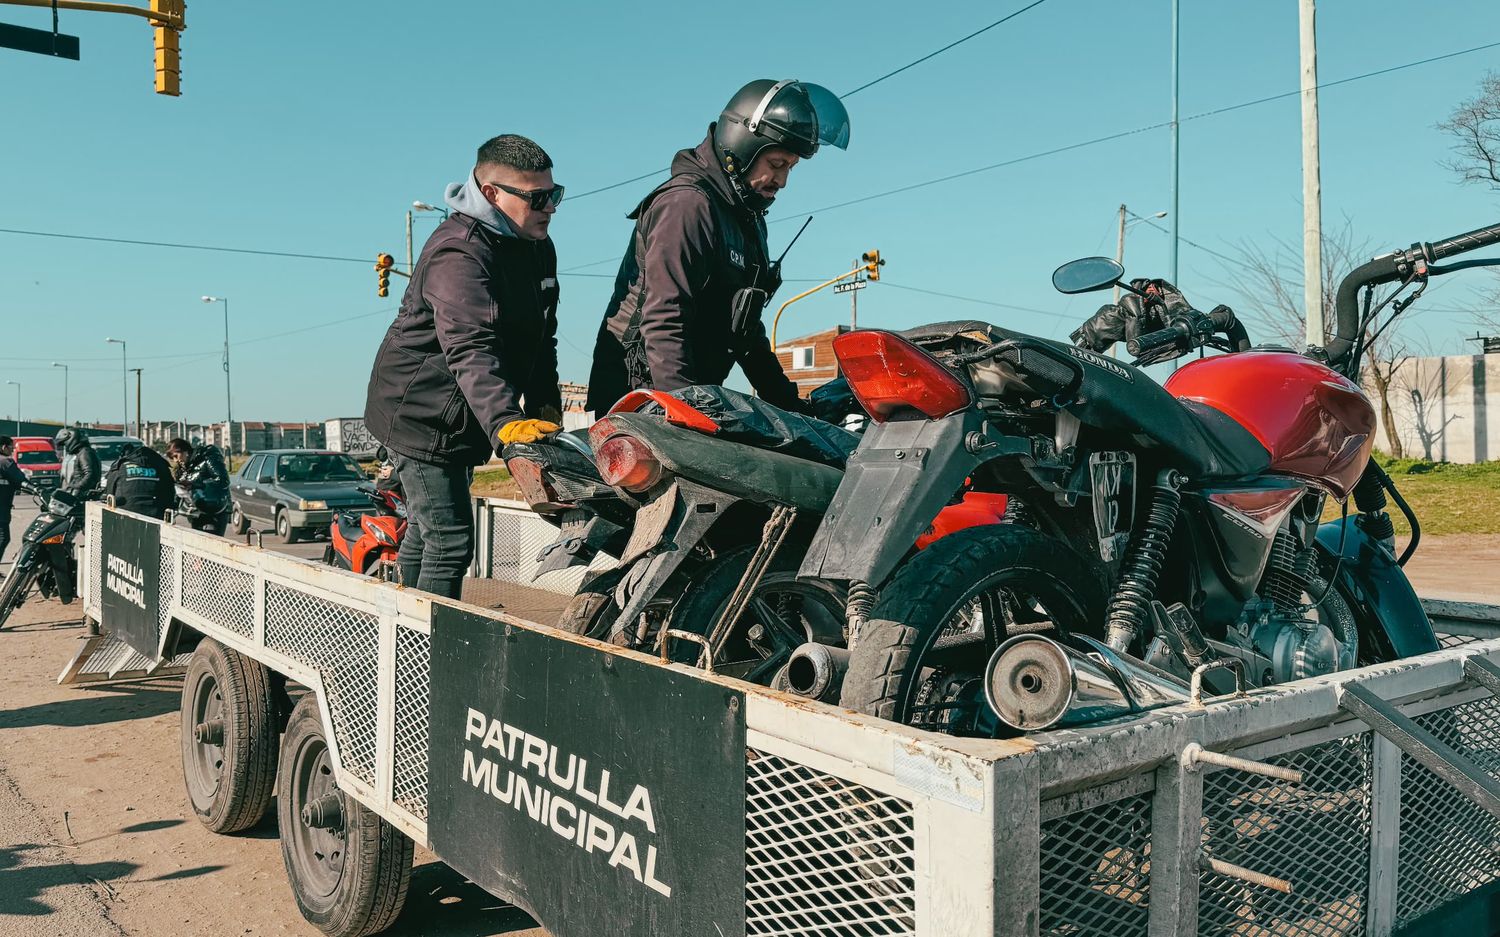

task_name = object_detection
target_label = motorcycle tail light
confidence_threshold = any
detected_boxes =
[595,435,662,492]
[506,457,559,507]
[587,417,620,452]
[833,330,972,422]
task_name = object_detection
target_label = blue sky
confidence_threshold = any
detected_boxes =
[2,0,1498,426]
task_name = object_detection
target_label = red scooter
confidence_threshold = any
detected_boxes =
[324,481,406,581]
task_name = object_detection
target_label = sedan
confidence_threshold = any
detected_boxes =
[230,449,374,544]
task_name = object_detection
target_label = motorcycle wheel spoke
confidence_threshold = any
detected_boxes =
[749,597,805,653]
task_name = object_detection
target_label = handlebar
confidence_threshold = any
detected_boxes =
[1127,325,1186,358]
[1125,304,1248,359]
[1327,220,1500,366]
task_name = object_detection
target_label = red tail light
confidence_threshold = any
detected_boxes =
[610,389,719,434]
[833,330,971,422]
[596,435,662,492]
[506,457,558,507]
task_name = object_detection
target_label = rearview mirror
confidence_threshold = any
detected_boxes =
[1052,256,1125,295]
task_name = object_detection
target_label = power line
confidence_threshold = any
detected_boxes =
[841,0,1053,98]
[1125,210,1253,271]
[878,281,1072,321]
[770,37,1500,224]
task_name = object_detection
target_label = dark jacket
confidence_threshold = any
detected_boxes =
[104,444,175,520]
[365,212,562,466]
[61,444,100,499]
[586,130,802,414]
[0,455,28,514]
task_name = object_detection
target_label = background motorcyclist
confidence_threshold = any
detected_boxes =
[166,438,232,535]
[586,78,851,416]
[0,436,37,567]
[54,427,101,500]
[1071,278,1190,364]
[103,442,176,520]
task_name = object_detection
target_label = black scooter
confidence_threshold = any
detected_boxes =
[0,488,86,629]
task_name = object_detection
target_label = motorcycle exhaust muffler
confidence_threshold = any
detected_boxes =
[783,643,851,702]
[983,633,1190,731]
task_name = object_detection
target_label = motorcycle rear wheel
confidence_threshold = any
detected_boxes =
[840,525,1105,737]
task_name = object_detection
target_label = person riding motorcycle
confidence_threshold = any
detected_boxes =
[167,438,232,535]
[586,78,851,416]
[40,427,99,604]
[103,442,176,520]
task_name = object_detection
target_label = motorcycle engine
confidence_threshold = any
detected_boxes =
[1233,599,1353,684]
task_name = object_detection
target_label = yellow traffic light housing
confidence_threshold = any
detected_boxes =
[862,249,883,281]
[375,253,394,297]
[150,0,183,96]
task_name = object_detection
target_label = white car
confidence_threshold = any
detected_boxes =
[89,436,148,476]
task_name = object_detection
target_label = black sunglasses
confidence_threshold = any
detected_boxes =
[486,181,565,211]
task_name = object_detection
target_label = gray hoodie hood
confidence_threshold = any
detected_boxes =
[444,173,519,238]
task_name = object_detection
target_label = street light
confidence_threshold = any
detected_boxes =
[105,338,128,435]
[412,200,449,218]
[201,296,233,451]
[5,380,19,433]
[51,362,68,426]
[408,201,450,272]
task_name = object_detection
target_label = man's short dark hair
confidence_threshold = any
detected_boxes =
[167,438,192,455]
[475,134,553,173]
[0,436,12,449]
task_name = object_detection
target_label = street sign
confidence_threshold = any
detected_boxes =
[0,22,80,60]
[833,279,867,294]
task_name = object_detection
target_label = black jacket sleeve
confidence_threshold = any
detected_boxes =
[635,188,717,391]
[103,461,124,500]
[0,458,28,492]
[425,246,526,444]
[152,452,177,508]
[735,316,807,413]
[67,448,101,497]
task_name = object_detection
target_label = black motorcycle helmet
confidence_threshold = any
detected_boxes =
[713,79,851,208]
[53,427,89,453]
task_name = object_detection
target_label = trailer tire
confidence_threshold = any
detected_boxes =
[278,695,412,937]
[180,638,279,833]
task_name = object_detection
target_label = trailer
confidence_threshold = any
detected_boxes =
[69,499,1500,936]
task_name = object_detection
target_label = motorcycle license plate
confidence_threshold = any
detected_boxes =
[619,483,678,566]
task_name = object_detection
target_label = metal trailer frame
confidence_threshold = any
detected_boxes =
[78,499,1500,937]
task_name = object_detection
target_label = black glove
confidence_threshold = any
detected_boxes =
[1071,278,1192,355]
[808,376,860,423]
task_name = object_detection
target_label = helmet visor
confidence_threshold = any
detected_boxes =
[802,83,850,150]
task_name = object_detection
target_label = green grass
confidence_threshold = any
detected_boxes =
[1323,455,1500,537]
[472,466,519,500]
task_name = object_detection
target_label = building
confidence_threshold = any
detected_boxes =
[274,422,326,449]
[1366,352,1499,463]
[774,325,848,397]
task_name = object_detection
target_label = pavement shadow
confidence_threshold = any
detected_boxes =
[384,860,541,936]
[120,819,185,834]
[0,843,137,916]
[147,865,226,881]
[0,683,180,729]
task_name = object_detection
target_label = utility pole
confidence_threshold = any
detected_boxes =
[850,256,860,328]
[1299,0,1324,348]
[106,337,127,434]
[51,362,68,426]
[1114,205,1128,305]
[130,368,143,438]
[405,211,415,274]
[1169,0,1180,287]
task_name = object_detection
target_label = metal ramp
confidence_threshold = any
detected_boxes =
[57,632,193,686]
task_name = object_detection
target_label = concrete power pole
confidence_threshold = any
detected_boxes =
[130,368,143,438]
[1300,0,1324,348]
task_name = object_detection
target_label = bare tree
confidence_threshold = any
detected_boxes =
[1438,71,1500,329]
[1224,219,1410,457]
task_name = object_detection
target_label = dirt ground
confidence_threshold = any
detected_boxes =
[1,537,1496,936]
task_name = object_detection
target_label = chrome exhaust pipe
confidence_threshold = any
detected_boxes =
[784,643,851,702]
[984,633,1190,731]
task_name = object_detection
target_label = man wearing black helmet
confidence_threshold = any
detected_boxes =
[586,79,850,414]
[46,428,99,604]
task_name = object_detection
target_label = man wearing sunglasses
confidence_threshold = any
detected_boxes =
[587,78,850,416]
[364,134,564,599]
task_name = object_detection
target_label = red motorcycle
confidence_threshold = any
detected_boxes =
[324,482,406,581]
[801,221,1500,737]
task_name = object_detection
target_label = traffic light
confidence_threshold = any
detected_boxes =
[375,253,394,297]
[862,249,883,281]
[150,0,183,96]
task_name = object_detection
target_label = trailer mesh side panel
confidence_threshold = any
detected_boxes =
[1040,791,1152,937]
[263,584,381,787]
[85,511,103,616]
[178,552,256,638]
[745,749,916,936]
[1198,734,1372,937]
[392,624,431,819]
[1396,696,1500,926]
[158,543,176,632]
[485,506,598,595]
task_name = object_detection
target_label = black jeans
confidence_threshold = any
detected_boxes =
[394,455,474,599]
[0,508,11,566]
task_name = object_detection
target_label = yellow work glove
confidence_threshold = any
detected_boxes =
[497,419,561,446]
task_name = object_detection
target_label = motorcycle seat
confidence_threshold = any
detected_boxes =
[335,512,366,543]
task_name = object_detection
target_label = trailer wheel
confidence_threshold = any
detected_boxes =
[278,694,412,937]
[180,638,279,833]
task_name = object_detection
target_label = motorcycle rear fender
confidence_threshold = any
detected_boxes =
[601,413,843,514]
[799,410,1006,587]
[610,479,741,638]
[1316,516,1439,658]
[533,511,628,577]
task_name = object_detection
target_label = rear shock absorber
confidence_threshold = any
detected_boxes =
[844,580,876,649]
[1104,470,1184,653]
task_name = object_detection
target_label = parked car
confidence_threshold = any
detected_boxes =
[89,436,147,476]
[230,449,375,544]
[11,437,62,491]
